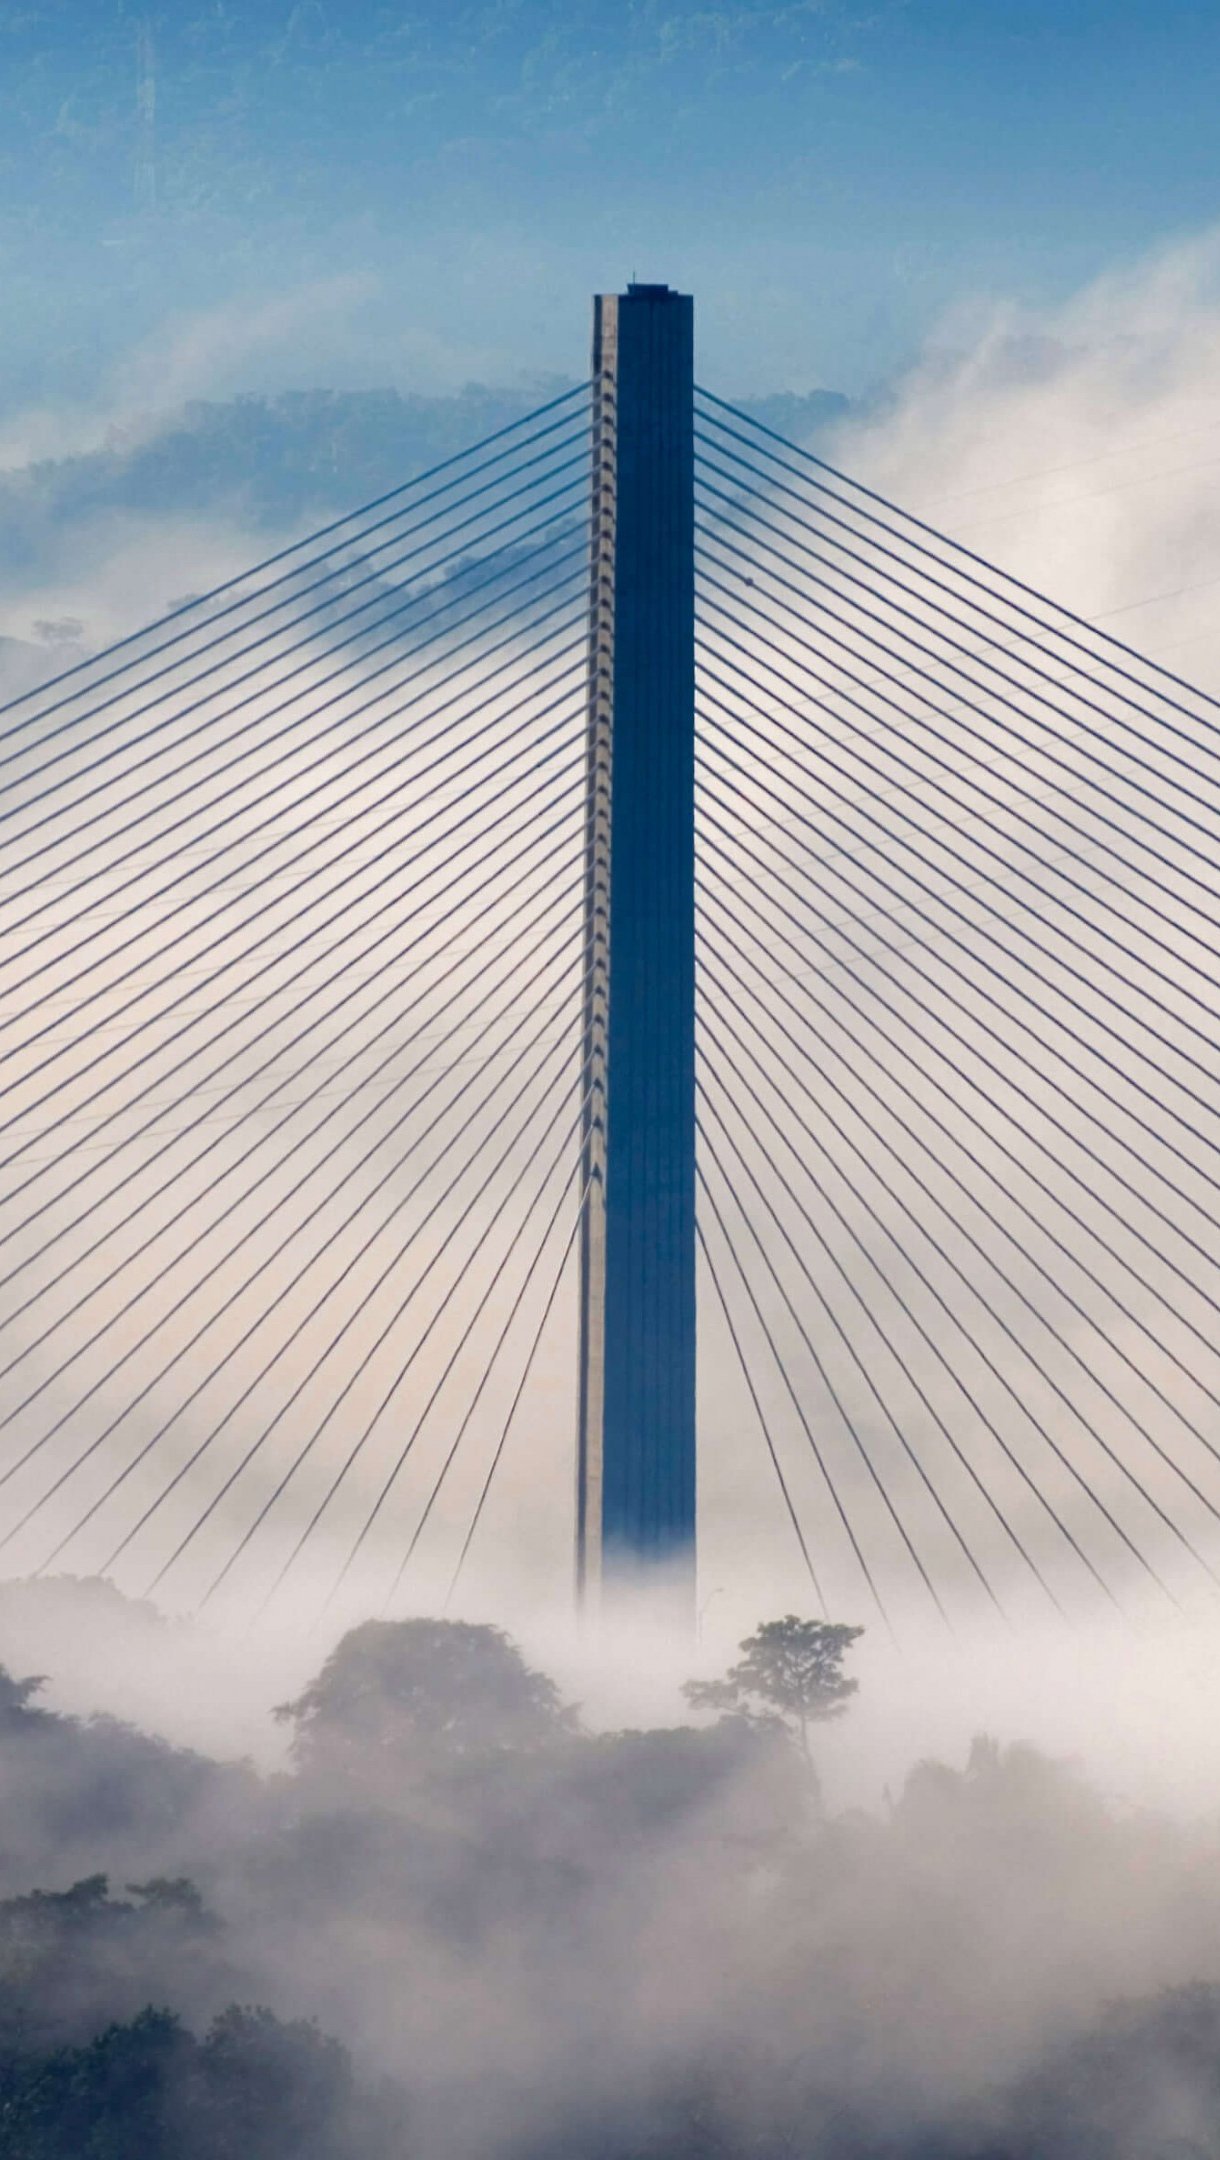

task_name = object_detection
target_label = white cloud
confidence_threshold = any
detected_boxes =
[828,227,1220,693]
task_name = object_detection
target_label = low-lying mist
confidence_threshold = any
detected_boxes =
[5,1573,1220,2159]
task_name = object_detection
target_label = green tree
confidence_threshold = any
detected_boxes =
[191,2006,355,2160]
[276,1618,573,1786]
[0,2005,189,2160]
[684,1615,863,1763]
[0,2003,403,2160]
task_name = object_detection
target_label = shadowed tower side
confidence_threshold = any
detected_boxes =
[577,284,698,1605]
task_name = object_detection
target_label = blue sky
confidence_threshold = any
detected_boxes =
[2,1,1219,406]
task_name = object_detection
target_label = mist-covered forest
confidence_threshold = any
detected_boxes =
[2,1584,1220,2158]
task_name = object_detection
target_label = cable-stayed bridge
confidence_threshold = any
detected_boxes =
[4,283,1220,1633]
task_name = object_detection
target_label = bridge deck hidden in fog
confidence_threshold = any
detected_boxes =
[5,284,1220,1630]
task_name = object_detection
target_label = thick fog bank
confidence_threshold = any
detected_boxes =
[3,1576,1220,2159]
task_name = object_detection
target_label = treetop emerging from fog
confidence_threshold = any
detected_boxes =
[684,1615,863,1755]
[274,1617,575,1777]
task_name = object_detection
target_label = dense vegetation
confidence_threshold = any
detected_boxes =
[0,1591,1217,2157]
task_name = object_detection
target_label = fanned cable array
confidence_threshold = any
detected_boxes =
[7,358,1220,1632]
[694,387,1220,1626]
[0,387,592,1616]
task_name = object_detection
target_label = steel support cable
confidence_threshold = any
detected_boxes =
[695,637,1220,1122]
[4,473,588,878]
[0,635,583,1131]
[692,503,1220,977]
[1,748,582,1258]
[7,1040,588,1594]
[2,578,586,1018]
[304,1086,590,1619]
[0,751,583,1244]
[3,512,588,928]
[4,467,588,833]
[708,721,1220,1223]
[5,656,583,1114]
[1,600,583,1088]
[693,615,1220,1045]
[0,795,583,1322]
[0,657,586,1135]
[697,722,1220,1300]
[694,386,1220,725]
[693,1111,904,1628]
[382,1183,587,1624]
[21,964,584,1576]
[7,1039,571,1161]
[0,730,581,1239]
[695,794,1220,1345]
[11,989,574,1139]
[697,908,1194,1606]
[695,807,1220,1438]
[697,705,1180,1039]
[697,750,1220,1293]
[695,574,1220,1054]
[693,439,1219,766]
[695,993,1068,1616]
[0,384,590,737]
[697,816,1220,1521]
[695,391,1220,728]
[140,1033,584,1601]
[695,435,1118,729]
[1,419,590,791]
[696,392,1220,591]
[693,564,1220,1022]
[699,1088,989,1627]
[0,846,584,1405]
[696,642,1116,914]
[9,1056,557,1159]
[9,893,566,1016]
[697,944,1126,1614]
[5,664,581,1116]
[1,911,578,1555]
[694,537,1220,1001]
[696,679,1220,1314]
[27,1019,584,1598]
[375,1163,588,1619]
[3,591,583,1019]
[0,868,583,1442]
[3,842,578,1287]
[262,1139,588,1630]
[695,677,1220,1214]
[0,779,582,1333]
[694,434,1220,810]
[3,542,588,996]
[444,1196,584,1609]
[695,1210,827,1613]
[693,522,1220,959]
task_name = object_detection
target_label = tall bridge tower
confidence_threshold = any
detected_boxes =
[577,283,698,1602]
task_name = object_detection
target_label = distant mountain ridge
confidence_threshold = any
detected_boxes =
[0,380,851,583]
